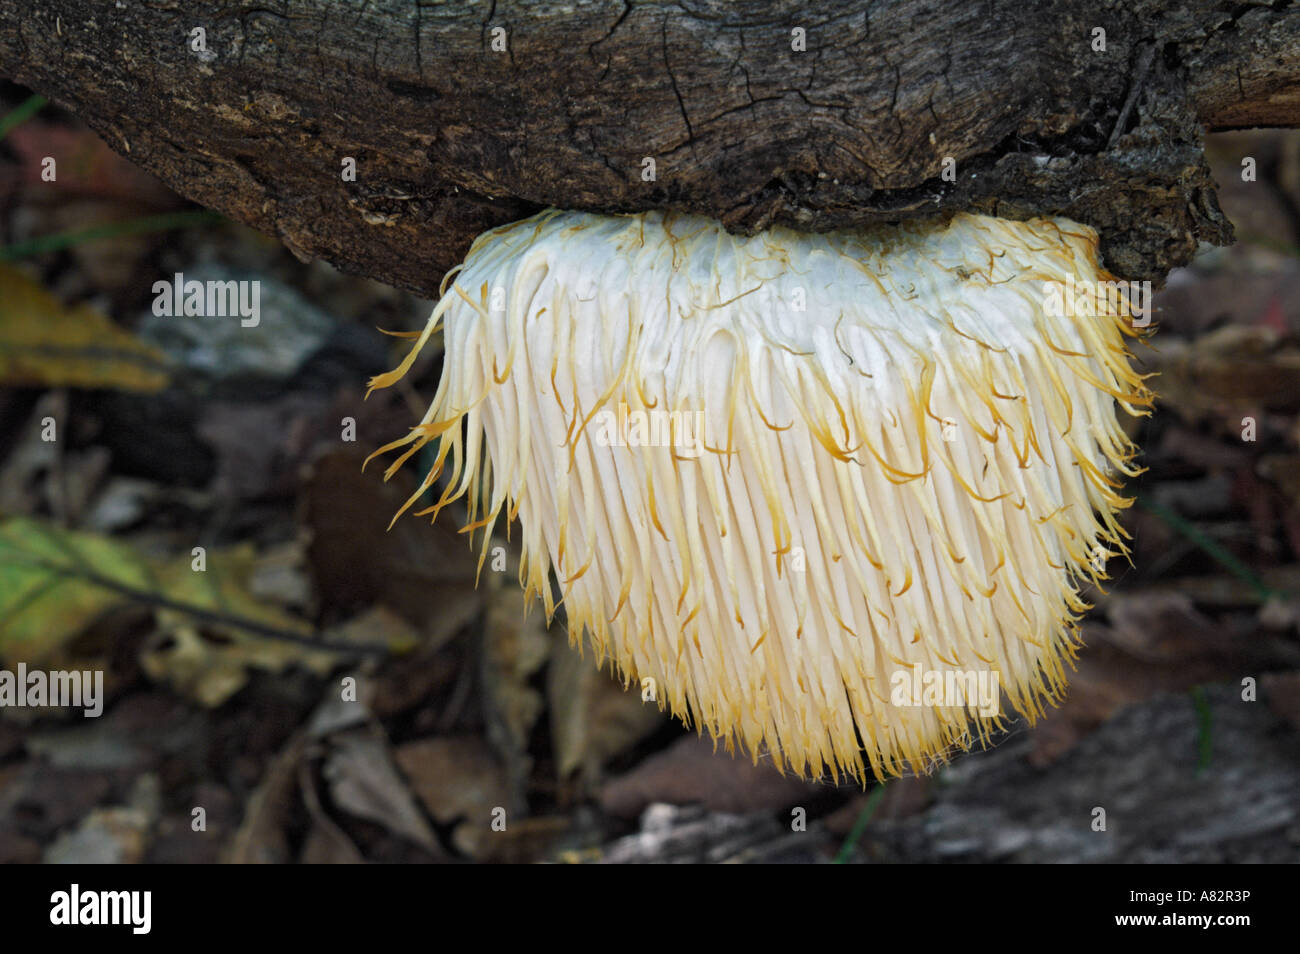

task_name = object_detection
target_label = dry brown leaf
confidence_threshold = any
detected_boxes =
[226,734,304,863]
[393,735,511,859]
[547,631,666,789]
[321,727,438,852]
[1028,593,1261,765]
[1155,326,1300,417]
[599,734,821,820]
[297,755,365,864]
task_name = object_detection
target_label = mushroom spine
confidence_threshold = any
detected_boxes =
[367,209,1151,782]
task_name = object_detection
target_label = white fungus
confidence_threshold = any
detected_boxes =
[367,209,1151,782]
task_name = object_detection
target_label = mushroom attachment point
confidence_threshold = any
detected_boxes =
[366,209,1152,783]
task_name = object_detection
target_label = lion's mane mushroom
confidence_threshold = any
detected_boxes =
[366,209,1151,782]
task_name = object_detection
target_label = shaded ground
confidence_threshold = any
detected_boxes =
[1,86,1298,863]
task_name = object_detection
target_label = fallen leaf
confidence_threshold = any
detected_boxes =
[1027,593,1270,765]
[226,734,304,863]
[248,540,314,611]
[323,606,420,655]
[1259,454,1300,507]
[298,824,365,864]
[297,754,365,863]
[1104,591,1230,662]
[0,828,41,864]
[0,518,376,705]
[44,806,151,864]
[0,517,157,666]
[393,735,511,858]
[196,393,330,500]
[599,735,823,820]
[547,631,666,789]
[0,264,169,391]
[1154,326,1300,417]
[0,392,62,517]
[322,728,438,853]
[137,544,337,707]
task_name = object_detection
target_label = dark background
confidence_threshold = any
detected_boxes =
[1,84,1298,863]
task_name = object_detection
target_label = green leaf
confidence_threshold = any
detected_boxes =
[0,517,155,664]
[0,517,405,704]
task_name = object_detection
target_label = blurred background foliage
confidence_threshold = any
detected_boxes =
[0,83,1298,863]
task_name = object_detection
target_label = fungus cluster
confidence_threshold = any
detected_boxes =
[367,209,1151,782]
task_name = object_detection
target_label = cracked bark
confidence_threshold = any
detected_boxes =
[2,1,1299,294]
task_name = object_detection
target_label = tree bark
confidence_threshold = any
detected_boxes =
[3,1,1298,293]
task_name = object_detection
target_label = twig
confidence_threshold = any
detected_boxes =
[0,544,388,657]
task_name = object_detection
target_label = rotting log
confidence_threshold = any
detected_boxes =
[3,1,1299,292]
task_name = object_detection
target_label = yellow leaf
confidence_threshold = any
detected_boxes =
[0,264,169,391]
[0,520,349,704]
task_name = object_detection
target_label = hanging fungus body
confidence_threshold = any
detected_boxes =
[368,210,1151,782]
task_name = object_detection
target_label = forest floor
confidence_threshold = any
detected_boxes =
[1,86,1298,862]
